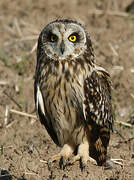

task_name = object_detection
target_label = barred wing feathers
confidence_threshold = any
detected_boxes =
[84,67,113,130]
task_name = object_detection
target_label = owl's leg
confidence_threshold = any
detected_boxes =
[68,140,96,171]
[48,142,75,170]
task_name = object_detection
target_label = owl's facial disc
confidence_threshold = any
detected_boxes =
[42,22,87,60]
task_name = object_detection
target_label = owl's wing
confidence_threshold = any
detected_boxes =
[83,67,113,130]
[34,82,59,146]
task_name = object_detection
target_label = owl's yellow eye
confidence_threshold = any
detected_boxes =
[68,35,77,42]
[50,34,57,42]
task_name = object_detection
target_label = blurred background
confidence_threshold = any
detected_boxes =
[0,0,134,179]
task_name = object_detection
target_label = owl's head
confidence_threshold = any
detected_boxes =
[38,19,89,61]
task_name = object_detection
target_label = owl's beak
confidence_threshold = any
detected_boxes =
[60,40,65,54]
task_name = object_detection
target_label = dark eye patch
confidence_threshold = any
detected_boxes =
[68,32,80,43]
[47,32,58,42]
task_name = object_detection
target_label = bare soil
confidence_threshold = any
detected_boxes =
[0,0,134,179]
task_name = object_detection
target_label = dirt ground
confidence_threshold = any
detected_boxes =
[0,0,134,179]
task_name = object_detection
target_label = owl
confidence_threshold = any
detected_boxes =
[34,19,113,170]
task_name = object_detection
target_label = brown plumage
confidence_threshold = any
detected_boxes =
[34,19,113,170]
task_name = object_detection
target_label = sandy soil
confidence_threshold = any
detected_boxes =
[0,0,134,179]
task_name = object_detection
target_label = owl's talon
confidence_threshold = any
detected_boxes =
[59,156,67,170]
[67,154,87,172]
[80,158,86,172]
[47,161,52,171]
[47,143,75,170]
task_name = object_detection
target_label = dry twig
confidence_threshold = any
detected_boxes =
[0,81,9,85]
[10,109,37,119]
[24,172,40,177]
[108,42,118,56]
[40,159,48,164]
[4,105,9,125]
[6,120,16,128]
[0,145,13,150]
[3,90,22,110]
[14,18,22,37]
[111,158,124,166]
[28,42,37,55]
[115,120,132,127]
[130,93,134,99]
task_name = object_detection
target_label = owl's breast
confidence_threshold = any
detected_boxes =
[43,71,84,120]
[39,61,86,145]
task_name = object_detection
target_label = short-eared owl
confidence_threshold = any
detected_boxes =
[34,19,113,170]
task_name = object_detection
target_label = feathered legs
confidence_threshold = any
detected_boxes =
[48,142,75,170]
[48,139,96,171]
[68,140,96,171]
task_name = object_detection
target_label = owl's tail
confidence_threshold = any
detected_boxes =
[89,126,110,166]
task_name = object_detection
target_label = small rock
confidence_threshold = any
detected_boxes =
[0,169,12,180]
[126,2,134,13]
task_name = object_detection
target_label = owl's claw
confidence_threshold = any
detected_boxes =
[59,156,68,170]
[80,158,86,172]
[47,154,68,170]
[47,160,52,171]
[47,156,68,170]
[67,141,96,171]
[68,154,96,172]
[47,142,97,171]
[47,143,75,170]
